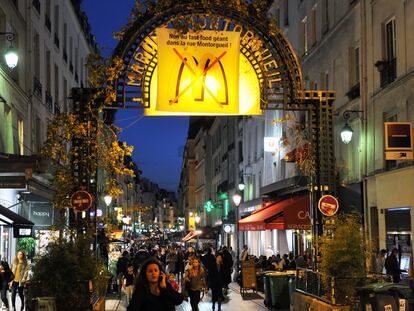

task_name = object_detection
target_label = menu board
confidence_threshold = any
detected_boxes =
[242,260,257,289]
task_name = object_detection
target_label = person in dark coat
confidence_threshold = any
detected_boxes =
[201,247,216,273]
[116,251,129,297]
[220,247,233,293]
[385,248,403,283]
[127,258,184,311]
[208,255,226,311]
[0,259,13,309]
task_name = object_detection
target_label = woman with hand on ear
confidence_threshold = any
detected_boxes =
[127,258,184,311]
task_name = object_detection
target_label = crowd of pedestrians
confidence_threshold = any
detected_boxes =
[114,243,235,311]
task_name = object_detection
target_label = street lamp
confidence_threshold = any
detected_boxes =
[0,32,18,69]
[232,192,242,277]
[104,194,112,206]
[340,110,363,144]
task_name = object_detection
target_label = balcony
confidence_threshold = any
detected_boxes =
[54,34,60,48]
[345,83,360,101]
[32,0,40,14]
[376,58,396,88]
[45,15,51,32]
[33,76,42,98]
[45,91,53,113]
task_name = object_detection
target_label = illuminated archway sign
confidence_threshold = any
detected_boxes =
[112,4,303,115]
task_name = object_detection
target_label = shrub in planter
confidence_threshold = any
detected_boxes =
[30,232,108,311]
[319,213,366,305]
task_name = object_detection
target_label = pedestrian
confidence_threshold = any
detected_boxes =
[219,246,233,295]
[166,249,177,275]
[168,274,179,292]
[127,258,184,311]
[375,249,387,274]
[208,255,226,311]
[265,246,274,259]
[116,251,129,298]
[123,264,136,304]
[184,258,206,311]
[385,248,403,283]
[10,251,29,311]
[0,257,13,310]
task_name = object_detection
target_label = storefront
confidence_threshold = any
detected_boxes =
[238,194,311,257]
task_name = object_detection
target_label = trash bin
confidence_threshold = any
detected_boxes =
[256,272,265,293]
[267,271,296,309]
[263,273,272,307]
[357,283,412,311]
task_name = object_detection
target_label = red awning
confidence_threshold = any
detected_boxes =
[239,194,311,231]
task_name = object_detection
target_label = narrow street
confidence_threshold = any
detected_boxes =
[106,283,269,311]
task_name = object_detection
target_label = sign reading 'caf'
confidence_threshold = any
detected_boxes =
[70,190,93,212]
[318,195,339,217]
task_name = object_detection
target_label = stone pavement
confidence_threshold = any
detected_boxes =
[106,283,269,311]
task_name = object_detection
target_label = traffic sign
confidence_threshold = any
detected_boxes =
[318,195,339,217]
[70,190,93,212]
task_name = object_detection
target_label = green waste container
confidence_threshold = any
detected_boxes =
[267,271,296,310]
[357,283,412,311]
[263,273,272,307]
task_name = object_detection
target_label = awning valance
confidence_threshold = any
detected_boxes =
[239,194,311,231]
[0,204,34,227]
[182,230,201,242]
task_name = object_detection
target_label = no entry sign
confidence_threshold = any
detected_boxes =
[70,190,93,212]
[318,195,339,217]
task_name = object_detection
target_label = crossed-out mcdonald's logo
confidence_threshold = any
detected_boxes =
[156,28,240,114]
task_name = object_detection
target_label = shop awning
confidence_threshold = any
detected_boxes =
[0,204,34,227]
[239,194,311,231]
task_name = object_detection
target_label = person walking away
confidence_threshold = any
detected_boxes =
[123,264,136,304]
[127,258,184,311]
[220,247,233,295]
[10,251,29,311]
[385,248,403,283]
[184,258,206,311]
[174,249,184,285]
[209,255,225,311]
[116,251,129,297]
[166,249,177,275]
[375,249,387,274]
[0,258,13,310]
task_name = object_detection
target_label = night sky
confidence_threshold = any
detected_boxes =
[82,1,189,193]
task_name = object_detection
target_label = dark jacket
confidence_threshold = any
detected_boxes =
[385,254,401,283]
[127,283,183,311]
[116,256,129,275]
[0,261,13,285]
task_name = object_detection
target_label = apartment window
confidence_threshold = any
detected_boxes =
[4,106,13,153]
[321,0,329,34]
[63,78,68,112]
[63,23,68,62]
[46,49,51,93]
[301,17,308,56]
[45,0,51,32]
[310,6,317,46]
[18,118,24,155]
[35,117,42,153]
[69,36,73,72]
[346,46,360,100]
[54,64,59,114]
[283,0,289,26]
[378,18,396,87]
[54,5,60,48]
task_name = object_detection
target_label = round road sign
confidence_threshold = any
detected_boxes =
[318,195,339,217]
[70,190,93,212]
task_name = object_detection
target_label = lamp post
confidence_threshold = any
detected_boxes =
[340,110,363,144]
[0,32,18,68]
[232,192,242,274]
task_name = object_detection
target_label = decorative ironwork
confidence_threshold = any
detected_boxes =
[112,2,303,110]
[376,58,396,87]
[345,83,360,101]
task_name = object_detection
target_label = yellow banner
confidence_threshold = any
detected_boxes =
[156,29,240,114]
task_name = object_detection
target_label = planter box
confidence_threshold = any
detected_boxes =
[291,291,350,311]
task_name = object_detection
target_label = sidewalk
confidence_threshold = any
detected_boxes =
[106,283,268,311]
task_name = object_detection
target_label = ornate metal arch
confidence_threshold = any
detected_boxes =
[111,1,303,111]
